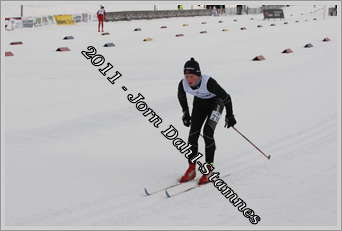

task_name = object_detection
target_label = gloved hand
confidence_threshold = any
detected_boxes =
[224,114,236,128]
[182,110,191,127]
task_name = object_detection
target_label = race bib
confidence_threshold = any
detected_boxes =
[210,110,221,123]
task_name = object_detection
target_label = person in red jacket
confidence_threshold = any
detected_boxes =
[97,5,106,32]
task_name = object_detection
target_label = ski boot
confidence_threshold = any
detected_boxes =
[198,174,210,185]
[198,164,214,185]
[179,163,196,183]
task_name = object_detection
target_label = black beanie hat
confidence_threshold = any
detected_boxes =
[184,57,201,76]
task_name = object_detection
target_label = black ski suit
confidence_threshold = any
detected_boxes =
[178,76,234,164]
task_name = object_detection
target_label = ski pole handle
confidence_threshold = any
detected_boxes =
[232,126,271,160]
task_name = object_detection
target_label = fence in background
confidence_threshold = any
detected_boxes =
[7,5,334,31]
[5,13,93,30]
[222,6,263,15]
[105,9,211,21]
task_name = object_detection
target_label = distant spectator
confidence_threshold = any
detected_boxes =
[211,6,218,16]
[97,5,105,32]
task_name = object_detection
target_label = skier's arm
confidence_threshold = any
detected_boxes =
[207,78,233,116]
[178,80,191,127]
[177,80,189,112]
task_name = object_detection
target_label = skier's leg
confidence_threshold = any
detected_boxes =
[179,100,207,183]
[198,99,224,185]
[101,20,104,32]
[187,102,208,163]
[202,100,224,164]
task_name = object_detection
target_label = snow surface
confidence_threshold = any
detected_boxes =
[1,3,341,228]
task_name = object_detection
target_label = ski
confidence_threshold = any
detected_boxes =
[165,184,200,198]
[165,173,230,198]
[144,179,195,196]
[144,182,181,196]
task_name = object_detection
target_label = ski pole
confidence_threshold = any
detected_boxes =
[232,126,271,160]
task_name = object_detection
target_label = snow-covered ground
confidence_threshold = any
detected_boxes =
[1,3,341,229]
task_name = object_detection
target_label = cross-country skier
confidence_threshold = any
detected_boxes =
[97,5,106,32]
[178,57,237,185]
